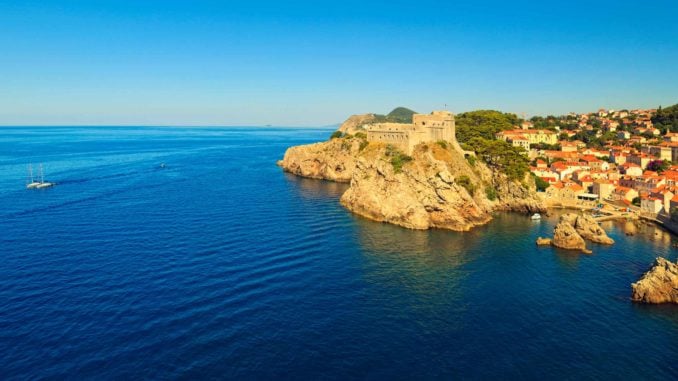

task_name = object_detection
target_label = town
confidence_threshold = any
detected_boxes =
[495,105,678,223]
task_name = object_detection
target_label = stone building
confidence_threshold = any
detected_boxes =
[496,129,558,147]
[365,111,462,154]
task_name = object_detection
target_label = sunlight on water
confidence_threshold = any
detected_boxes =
[0,127,676,379]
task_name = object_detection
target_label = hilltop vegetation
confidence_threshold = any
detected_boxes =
[455,110,520,142]
[652,103,678,133]
[455,110,529,181]
[373,107,417,123]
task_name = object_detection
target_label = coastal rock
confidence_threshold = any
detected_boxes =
[278,137,363,182]
[339,143,544,231]
[337,114,376,135]
[279,130,546,231]
[572,214,614,245]
[631,258,678,304]
[557,213,614,245]
[552,220,590,253]
[536,237,552,246]
[492,172,545,214]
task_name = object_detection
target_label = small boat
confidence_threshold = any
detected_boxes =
[531,213,542,220]
[26,164,54,189]
[26,164,41,189]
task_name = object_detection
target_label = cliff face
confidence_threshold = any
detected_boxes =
[337,114,375,135]
[631,257,678,304]
[340,144,495,231]
[277,137,362,182]
[279,129,546,231]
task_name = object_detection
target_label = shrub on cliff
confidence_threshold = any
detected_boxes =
[456,175,477,196]
[330,131,344,139]
[533,174,550,191]
[359,140,369,151]
[485,186,497,200]
[385,145,413,173]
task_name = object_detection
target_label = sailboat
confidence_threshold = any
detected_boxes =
[26,164,55,189]
[26,164,42,189]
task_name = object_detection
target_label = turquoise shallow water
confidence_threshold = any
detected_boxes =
[0,126,677,380]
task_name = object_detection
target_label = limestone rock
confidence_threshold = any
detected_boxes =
[536,237,552,246]
[492,172,545,214]
[337,114,376,135]
[279,134,546,232]
[571,214,614,245]
[552,220,590,253]
[278,137,362,182]
[631,258,678,304]
[339,143,545,231]
[339,144,490,230]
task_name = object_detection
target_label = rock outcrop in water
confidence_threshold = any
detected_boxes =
[277,136,362,182]
[339,144,494,230]
[540,213,613,253]
[631,258,678,304]
[552,219,591,253]
[279,124,545,231]
[562,213,614,245]
[536,237,552,246]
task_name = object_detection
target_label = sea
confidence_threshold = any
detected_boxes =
[0,126,676,380]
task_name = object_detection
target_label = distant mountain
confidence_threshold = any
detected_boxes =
[373,107,417,123]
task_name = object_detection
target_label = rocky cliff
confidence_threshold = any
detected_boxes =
[339,143,494,230]
[631,257,678,304]
[337,114,376,135]
[279,133,545,231]
[277,136,363,182]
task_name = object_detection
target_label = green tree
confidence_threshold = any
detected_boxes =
[467,137,529,181]
[455,110,519,143]
[652,104,678,133]
[330,131,344,139]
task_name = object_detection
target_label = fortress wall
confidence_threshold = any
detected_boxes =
[365,111,461,155]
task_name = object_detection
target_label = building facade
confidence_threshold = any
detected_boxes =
[365,111,460,154]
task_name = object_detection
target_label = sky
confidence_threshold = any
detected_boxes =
[0,0,677,126]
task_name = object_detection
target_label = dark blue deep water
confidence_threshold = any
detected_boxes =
[1,127,677,380]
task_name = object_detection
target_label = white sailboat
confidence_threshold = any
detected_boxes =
[26,164,42,189]
[26,163,54,189]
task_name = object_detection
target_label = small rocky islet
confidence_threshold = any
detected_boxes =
[631,258,678,304]
[536,213,614,254]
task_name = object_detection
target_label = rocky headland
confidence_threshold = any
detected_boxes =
[278,113,545,231]
[631,257,678,304]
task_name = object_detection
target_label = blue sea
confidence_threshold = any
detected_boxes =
[0,126,676,380]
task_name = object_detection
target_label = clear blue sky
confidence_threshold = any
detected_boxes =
[1,0,676,126]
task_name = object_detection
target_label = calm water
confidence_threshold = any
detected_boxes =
[0,127,677,380]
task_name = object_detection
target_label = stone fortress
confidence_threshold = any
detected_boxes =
[364,110,465,155]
